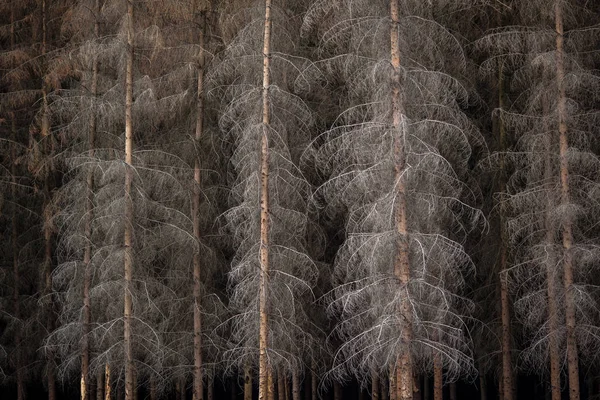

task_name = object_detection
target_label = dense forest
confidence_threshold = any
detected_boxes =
[0,0,599,399]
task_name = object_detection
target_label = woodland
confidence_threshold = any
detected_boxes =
[0,0,599,400]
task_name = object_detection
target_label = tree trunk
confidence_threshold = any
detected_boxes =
[555,4,579,400]
[268,368,275,400]
[105,364,111,400]
[82,2,100,399]
[149,377,157,400]
[97,368,105,400]
[449,383,457,400]
[192,6,207,400]
[413,376,421,400]
[381,376,389,400]
[496,58,514,400]
[333,382,341,400]
[390,367,397,400]
[433,354,442,400]
[311,368,317,400]
[479,374,487,400]
[10,5,24,399]
[245,364,253,400]
[207,374,214,400]
[123,1,135,399]
[258,0,273,399]
[543,96,562,400]
[292,371,300,400]
[390,1,413,399]
[372,370,380,400]
[278,368,285,400]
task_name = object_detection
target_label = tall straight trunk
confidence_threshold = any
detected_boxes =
[433,354,442,400]
[413,376,421,400]
[372,370,380,400]
[496,60,514,400]
[543,96,562,400]
[284,374,290,400]
[449,383,457,400]
[258,0,273,398]
[10,4,25,399]
[207,374,214,400]
[390,366,397,400]
[81,2,100,399]
[381,376,389,400]
[278,368,285,400]
[123,1,135,399]
[192,7,207,400]
[149,377,157,400]
[105,364,111,400]
[333,382,341,400]
[268,369,275,400]
[292,372,300,400]
[311,368,317,400]
[479,374,487,400]
[390,1,413,399]
[554,4,579,400]
[244,364,252,400]
[97,368,105,400]
[40,1,56,399]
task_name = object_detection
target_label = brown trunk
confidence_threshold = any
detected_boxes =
[207,374,214,400]
[192,7,207,400]
[97,369,105,400]
[123,1,135,399]
[268,368,275,400]
[105,364,111,400]
[496,58,514,400]
[543,97,562,400]
[311,368,317,400]
[245,364,253,400]
[433,354,442,400]
[372,370,380,400]
[423,376,430,400]
[258,0,273,398]
[381,376,389,400]
[149,377,157,400]
[479,374,487,400]
[292,371,300,400]
[413,376,421,400]
[284,374,290,400]
[390,366,397,400]
[10,5,24,399]
[81,2,100,399]
[278,368,285,400]
[390,1,413,399]
[554,4,579,400]
[449,383,457,400]
[333,382,341,400]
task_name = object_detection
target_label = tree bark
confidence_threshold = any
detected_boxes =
[372,370,380,400]
[333,382,341,400]
[543,96,562,400]
[413,376,421,400]
[381,376,389,400]
[123,1,135,400]
[423,376,430,400]
[390,366,397,400]
[245,364,253,400]
[311,368,317,400]
[292,371,300,400]
[479,374,487,400]
[192,6,207,400]
[81,2,100,399]
[390,2,413,399]
[208,374,214,400]
[278,368,285,400]
[433,354,442,400]
[258,0,273,399]
[449,383,457,400]
[554,4,579,400]
[105,364,111,400]
[10,4,24,399]
[97,369,104,400]
[496,58,514,400]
